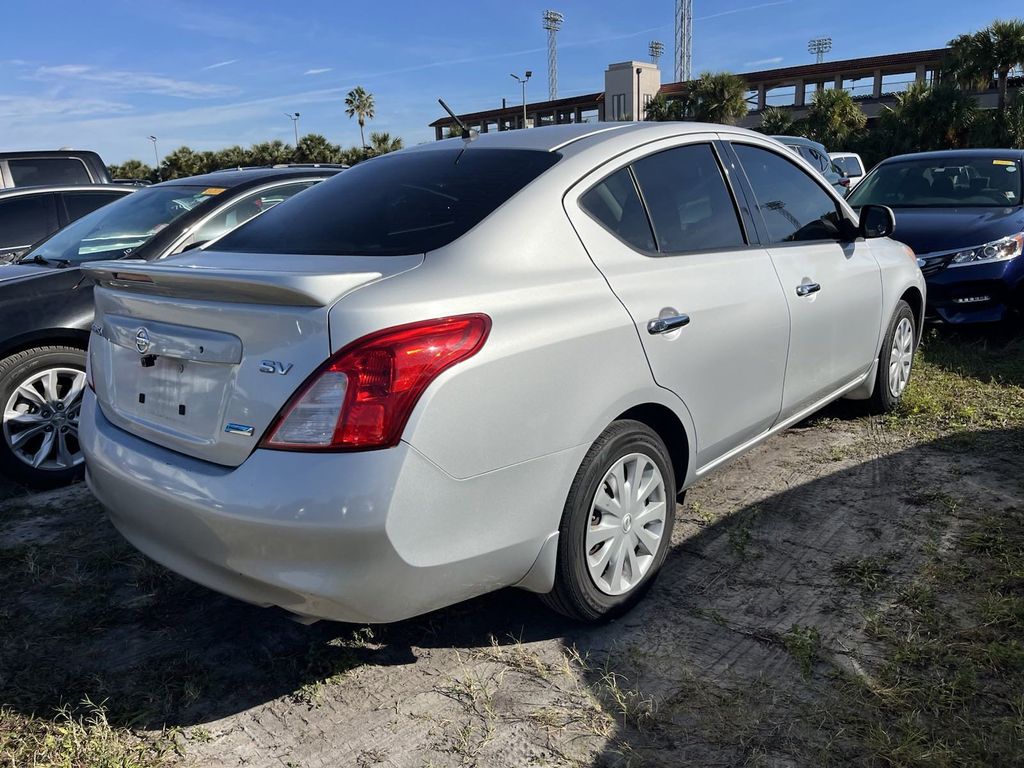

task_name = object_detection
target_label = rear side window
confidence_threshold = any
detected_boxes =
[62,191,128,222]
[215,149,561,256]
[631,144,745,253]
[579,168,655,251]
[734,144,844,244]
[0,194,58,248]
[9,158,91,186]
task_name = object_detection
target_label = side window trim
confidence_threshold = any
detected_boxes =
[728,140,849,246]
[714,139,766,246]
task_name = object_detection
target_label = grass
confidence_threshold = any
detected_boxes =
[889,326,1024,439]
[0,701,178,768]
[815,327,1024,765]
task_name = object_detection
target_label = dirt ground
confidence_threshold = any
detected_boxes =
[1,329,1022,767]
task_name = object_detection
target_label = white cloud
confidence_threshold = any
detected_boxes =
[202,59,239,70]
[34,64,234,99]
[0,93,133,118]
[304,68,333,76]
[746,57,785,67]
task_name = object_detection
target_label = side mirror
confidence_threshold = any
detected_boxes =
[859,204,895,239]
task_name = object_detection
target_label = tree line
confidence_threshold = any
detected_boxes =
[109,86,395,182]
[645,18,1024,167]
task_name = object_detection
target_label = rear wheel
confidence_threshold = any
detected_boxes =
[869,300,916,414]
[0,346,87,488]
[542,420,676,622]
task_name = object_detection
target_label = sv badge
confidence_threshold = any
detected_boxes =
[259,360,293,375]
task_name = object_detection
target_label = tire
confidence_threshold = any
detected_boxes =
[542,420,677,622]
[0,346,88,489]
[868,300,916,414]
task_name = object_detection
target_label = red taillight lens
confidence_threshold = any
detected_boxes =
[261,314,491,451]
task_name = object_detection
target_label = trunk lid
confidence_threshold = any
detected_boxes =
[84,250,422,467]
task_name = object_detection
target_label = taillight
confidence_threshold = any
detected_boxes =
[261,314,491,451]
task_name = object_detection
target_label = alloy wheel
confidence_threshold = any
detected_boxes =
[2,367,86,471]
[586,452,667,596]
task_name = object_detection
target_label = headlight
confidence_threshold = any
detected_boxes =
[950,233,1023,267]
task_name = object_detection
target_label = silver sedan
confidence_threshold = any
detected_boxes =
[80,123,925,623]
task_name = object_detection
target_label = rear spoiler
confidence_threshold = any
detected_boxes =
[82,260,384,307]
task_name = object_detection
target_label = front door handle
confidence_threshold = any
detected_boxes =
[647,314,690,335]
[796,281,821,297]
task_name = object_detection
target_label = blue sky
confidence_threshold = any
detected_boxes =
[1,0,1021,163]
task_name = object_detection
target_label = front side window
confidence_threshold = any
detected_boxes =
[734,144,844,244]
[215,149,560,257]
[9,157,91,186]
[22,185,221,264]
[580,168,655,252]
[0,194,58,248]
[631,144,745,253]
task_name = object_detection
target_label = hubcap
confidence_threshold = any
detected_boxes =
[586,452,667,596]
[888,317,914,398]
[3,367,86,472]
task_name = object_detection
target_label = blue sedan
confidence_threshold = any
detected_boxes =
[847,149,1024,324]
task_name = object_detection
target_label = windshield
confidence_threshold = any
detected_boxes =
[22,185,223,264]
[832,156,863,176]
[847,157,1022,208]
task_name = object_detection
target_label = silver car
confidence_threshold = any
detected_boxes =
[80,124,925,623]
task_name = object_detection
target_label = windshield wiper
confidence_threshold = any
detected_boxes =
[17,253,71,269]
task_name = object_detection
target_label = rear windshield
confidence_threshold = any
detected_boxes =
[23,185,221,264]
[214,148,561,256]
[831,156,864,176]
[847,157,1023,208]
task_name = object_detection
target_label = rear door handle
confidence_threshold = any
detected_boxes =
[647,314,690,335]
[796,281,821,297]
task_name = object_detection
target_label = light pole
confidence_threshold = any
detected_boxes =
[808,37,833,64]
[636,67,643,121]
[286,112,301,145]
[148,135,159,180]
[510,71,532,129]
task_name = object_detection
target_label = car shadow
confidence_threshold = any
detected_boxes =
[0,426,1020,753]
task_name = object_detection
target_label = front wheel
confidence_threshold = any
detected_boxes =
[541,420,676,622]
[0,346,88,488]
[869,300,916,413]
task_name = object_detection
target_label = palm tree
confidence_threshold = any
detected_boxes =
[644,94,685,121]
[345,87,376,150]
[948,19,1024,115]
[367,131,403,156]
[879,82,978,153]
[805,89,867,148]
[757,106,794,135]
[689,72,749,125]
[294,133,341,163]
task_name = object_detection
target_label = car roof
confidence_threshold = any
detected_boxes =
[0,149,105,160]
[829,152,860,158]
[0,184,135,199]
[158,166,341,189]
[771,135,827,150]
[404,122,777,157]
[880,148,1024,165]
